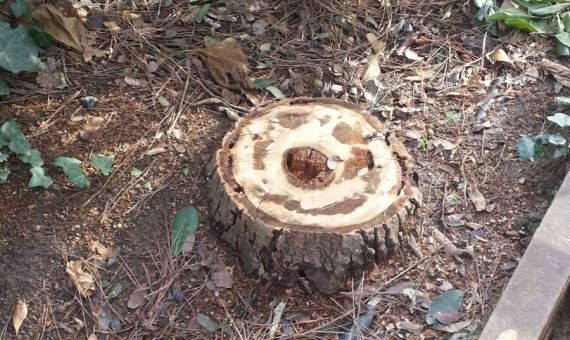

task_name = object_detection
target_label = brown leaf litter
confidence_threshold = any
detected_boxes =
[190,37,255,91]
[12,300,28,335]
[289,67,323,95]
[32,4,87,51]
[66,260,96,297]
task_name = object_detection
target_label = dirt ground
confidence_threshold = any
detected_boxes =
[0,1,568,339]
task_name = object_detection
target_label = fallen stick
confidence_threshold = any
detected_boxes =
[268,301,286,339]
[430,227,474,263]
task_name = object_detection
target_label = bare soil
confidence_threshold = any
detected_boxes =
[0,1,567,339]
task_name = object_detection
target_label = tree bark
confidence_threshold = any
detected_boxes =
[207,98,421,294]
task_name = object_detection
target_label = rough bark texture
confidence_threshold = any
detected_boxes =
[207,98,422,294]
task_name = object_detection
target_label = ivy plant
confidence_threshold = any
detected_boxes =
[0,120,53,188]
[518,97,570,162]
[53,156,91,188]
[0,0,54,95]
[0,121,117,189]
[473,0,570,56]
[90,154,115,176]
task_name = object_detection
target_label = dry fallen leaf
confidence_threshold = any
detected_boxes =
[362,53,381,83]
[121,10,141,21]
[210,262,233,289]
[35,58,67,90]
[88,240,119,266]
[487,48,513,64]
[366,33,385,54]
[433,138,456,150]
[103,21,121,33]
[66,260,96,297]
[191,38,254,91]
[542,58,570,88]
[182,234,196,255]
[404,49,424,61]
[80,116,104,140]
[263,13,290,34]
[124,77,142,86]
[12,300,28,335]
[290,67,323,95]
[242,88,261,106]
[467,187,487,212]
[222,88,241,105]
[397,320,423,335]
[32,4,86,51]
[127,288,147,309]
[88,240,106,256]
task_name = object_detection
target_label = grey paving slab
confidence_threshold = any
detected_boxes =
[480,175,570,340]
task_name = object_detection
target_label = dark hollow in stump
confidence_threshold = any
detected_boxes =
[207,98,422,294]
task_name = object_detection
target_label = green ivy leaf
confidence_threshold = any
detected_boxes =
[157,96,170,107]
[0,165,9,181]
[0,79,8,96]
[107,282,123,300]
[131,167,143,177]
[10,0,30,17]
[445,110,461,124]
[426,289,464,325]
[171,206,199,256]
[28,166,53,188]
[0,22,44,73]
[441,3,453,19]
[518,135,537,161]
[254,78,275,90]
[553,146,569,158]
[547,133,566,145]
[563,12,570,32]
[1,120,31,155]
[90,154,114,176]
[27,20,54,49]
[555,38,570,57]
[265,86,285,99]
[203,36,219,46]
[556,32,570,48]
[473,0,489,8]
[504,18,547,33]
[54,156,91,188]
[555,96,570,107]
[548,112,570,127]
[474,1,493,22]
[0,131,8,147]
[530,3,570,16]
[20,148,44,167]
[194,4,210,23]
[487,8,536,22]
[0,151,7,162]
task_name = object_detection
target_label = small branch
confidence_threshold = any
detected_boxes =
[430,227,474,264]
[268,301,286,339]
[191,97,249,114]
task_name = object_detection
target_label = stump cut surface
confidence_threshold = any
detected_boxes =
[208,98,421,293]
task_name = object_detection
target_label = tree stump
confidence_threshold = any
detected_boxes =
[207,98,422,294]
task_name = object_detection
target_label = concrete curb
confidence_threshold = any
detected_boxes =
[480,174,570,339]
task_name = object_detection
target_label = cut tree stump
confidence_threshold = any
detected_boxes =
[207,98,422,294]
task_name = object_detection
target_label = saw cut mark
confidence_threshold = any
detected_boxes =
[283,147,334,188]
